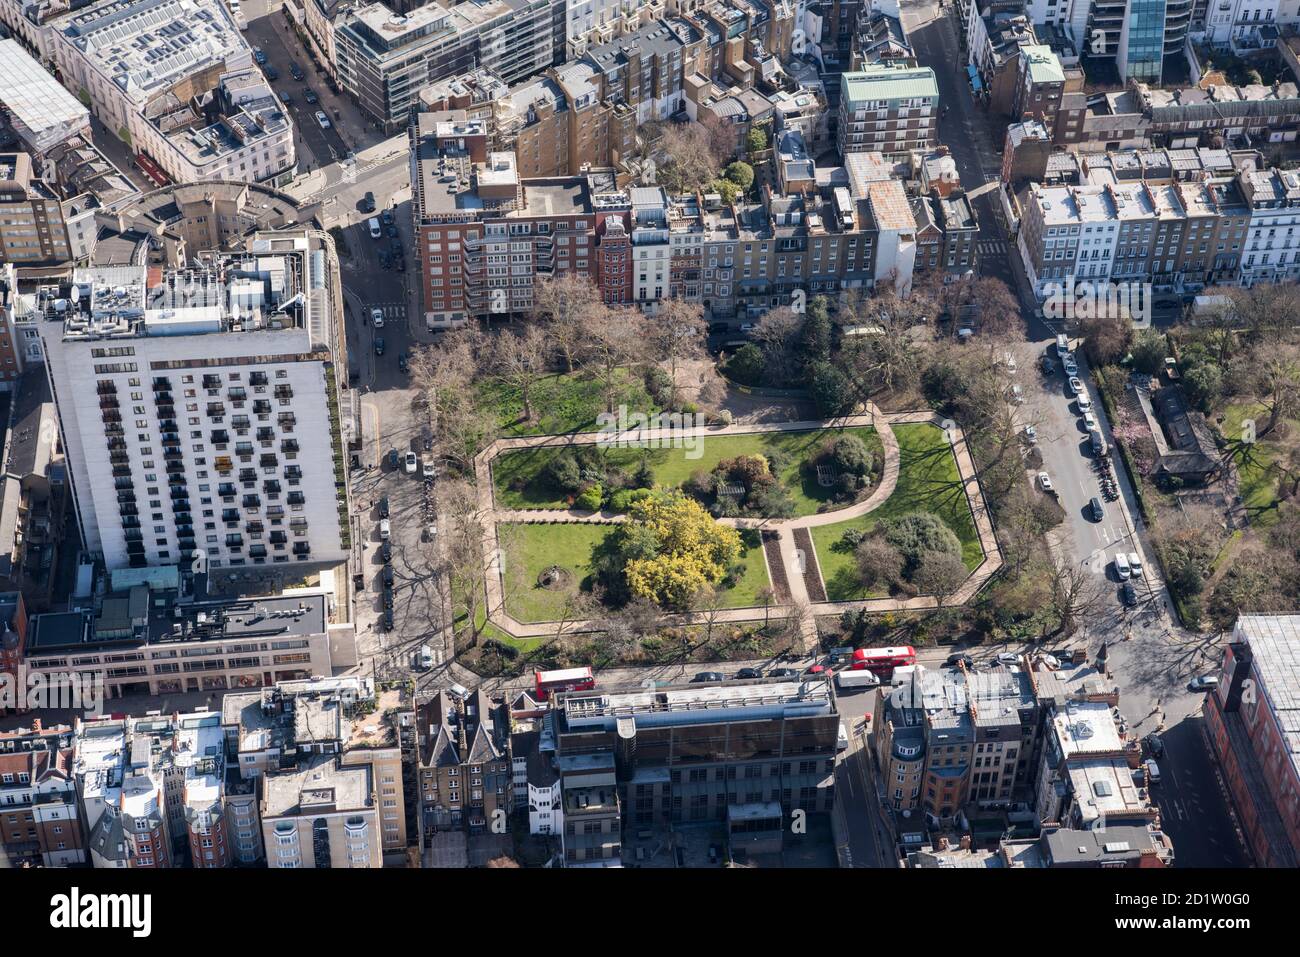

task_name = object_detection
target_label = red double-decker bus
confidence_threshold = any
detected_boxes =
[849,645,916,676]
[534,666,595,700]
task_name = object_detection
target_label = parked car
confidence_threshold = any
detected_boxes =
[1038,471,1055,494]
[398,354,408,374]
[690,671,725,683]
[1188,675,1220,692]
[416,645,434,670]
[837,722,849,751]
[945,653,975,668]
[1076,393,1092,413]
[1144,733,1164,758]
[379,540,392,563]
[264,65,279,81]
[1038,653,1061,669]
[253,47,266,64]
[1144,759,1162,784]
[377,496,389,518]
[1023,424,1037,443]
[404,452,418,475]
[362,191,376,213]
[768,668,800,677]
[387,225,398,239]
[422,458,435,479]
[1114,552,1131,580]
[383,608,394,631]
[1041,355,1056,375]
[1089,496,1104,521]
[382,209,394,226]
[996,652,1021,666]
[1121,581,1138,607]
[379,518,391,540]
[387,448,399,469]
[370,307,384,328]
[1128,552,1144,577]
[315,110,331,129]
[1069,376,1084,395]
[734,667,763,679]
[290,62,305,81]
[304,88,319,104]
[382,565,394,587]
[278,91,292,106]
[1083,411,1098,431]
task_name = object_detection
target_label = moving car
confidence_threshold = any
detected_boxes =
[379,518,391,540]
[1069,375,1084,395]
[304,88,319,104]
[1089,496,1104,521]
[290,62,305,81]
[398,354,409,374]
[690,672,725,683]
[362,191,376,213]
[404,452,418,475]
[374,336,385,355]
[1038,471,1055,494]
[370,307,384,328]
[1127,552,1143,577]
[316,111,331,129]
[1188,675,1220,692]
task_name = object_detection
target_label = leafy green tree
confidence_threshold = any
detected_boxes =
[745,126,769,155]
[1130,330,1167,376]
[807,361,855,416]
[616,490,742,608]
[725,343,765,385]
[881,512,962,576]
[725,161,755,190]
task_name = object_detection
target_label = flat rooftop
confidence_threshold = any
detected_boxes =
[262,754,372,817]
[559,677,836,732]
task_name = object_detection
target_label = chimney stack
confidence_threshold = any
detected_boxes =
[31,718,42,733]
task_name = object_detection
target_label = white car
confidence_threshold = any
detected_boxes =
[1144,759,1162,784]
[1083,411,1098,431]
[1068,376,1084,395]
[1023,425,1038,443]
[1038,654,1061,669]
[379,518,391,540]
[371,308,384,328]
[1188,675,1220,692]
[315,111,331,129]
[1128,552,1144,577]
[1002,351,1018,372]
[1037,471,1055,493]
[996,652,1021,666]
[1114,552,1131,580]
[1076,393,1092,413]
[422,459,436,479]
[1063,356,1078,375]
[404,452,418,475]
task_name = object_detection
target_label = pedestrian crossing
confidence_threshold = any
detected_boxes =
[367,301,408,321]
[978,240,1008,256]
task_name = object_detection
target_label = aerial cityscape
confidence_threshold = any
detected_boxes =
[0,0,1293,903]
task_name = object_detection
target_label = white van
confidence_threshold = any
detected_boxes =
[1056,333,1070,357]
[836,669,881,690]
[417,645,434,670]
[368,217,382,239]
[1114,552,1131,580]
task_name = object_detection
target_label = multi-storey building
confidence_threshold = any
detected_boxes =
[36,238,348,571]
[1203,615,1300,868]
[549,676,840,851]
[838,65,938,157]
[1237,166,1300,284]
[411,114,601,328]
[0,719,83,866]
[76,709,235,868]
[24,579,340,701]
[334,0,564,133]
[0,153,73,265]
[1025,0,1189,84]
[48,0,296,184]
[224,675,410,862]
[260,754,380,868]
[0,38,93,157]
[0,592,28,710]
[415,688,512,838]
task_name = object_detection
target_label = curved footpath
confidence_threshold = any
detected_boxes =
[470,407,1002,643]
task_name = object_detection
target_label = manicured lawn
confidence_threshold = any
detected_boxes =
[500,522,770,623]
[450,580,543,652]
[493,427,882,515]
[479,370,657,437]
[809,423,984,601]
[1222,402,1290,528]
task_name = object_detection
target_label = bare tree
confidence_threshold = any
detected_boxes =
[409,324,495,474]
[437,477,489,641]
[1048,564,1105,637]
[647,297,707,408]
[1251,343,1300,438]
[751,306,803,386]
[912,551,968,603]
[755,585,777,629]
[532,274,602,374]
[655,124,723,194]
[490,323,551,424]
[694,585,728,647]
[582,305,647,412]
